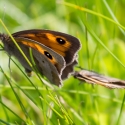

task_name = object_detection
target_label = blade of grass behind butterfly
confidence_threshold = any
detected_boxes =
[0,95,25,123]
[80,14,125,124]
[102,0,125,36]
[0,95,9,122]
[11,78,48,124]
[77,13,101,125]
[116,91,125,125]
[76,12,99,70]
[82,16,101,122]
[15,80,76,125]
[40,95,74,125]
[0,64,53,124]
[60,89,125,104]
[60,2,125,32]
[84,20,125,68]
[47,92,74,124]
[0,66,30,124]
[0,119,12,125]
[85,26,91,70]
[85,16,101,124]
[0,68,41,125]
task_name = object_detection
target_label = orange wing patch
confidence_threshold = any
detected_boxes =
[21,40,57,65]
[18,33,71,57]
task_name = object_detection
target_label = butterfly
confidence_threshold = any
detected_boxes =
[0,29,81,86]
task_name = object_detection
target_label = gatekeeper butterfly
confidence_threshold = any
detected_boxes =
[0,29,81,86]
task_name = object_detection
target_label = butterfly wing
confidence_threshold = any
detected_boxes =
[15,37,66,73]
[12,29,81,65]
[3,36,65,86]
[16,37,66,86]
[32,48,62,86]
[61,60,77,79]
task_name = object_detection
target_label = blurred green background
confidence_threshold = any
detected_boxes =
[0,0,125,125]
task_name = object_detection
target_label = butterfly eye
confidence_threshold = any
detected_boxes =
[44,51,53,60]
[56,38,66,44]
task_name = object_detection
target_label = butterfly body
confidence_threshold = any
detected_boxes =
[0,29,81,86]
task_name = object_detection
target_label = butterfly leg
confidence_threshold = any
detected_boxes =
[25,68,32,77]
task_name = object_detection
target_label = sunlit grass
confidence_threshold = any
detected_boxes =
[0,0,125,125]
